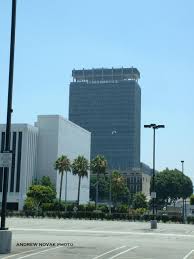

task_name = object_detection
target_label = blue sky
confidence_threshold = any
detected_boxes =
[0,0,194,181]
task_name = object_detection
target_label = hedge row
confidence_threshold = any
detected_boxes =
[24,202,133,214]
[187,216,194,224]
[3,210,192,223]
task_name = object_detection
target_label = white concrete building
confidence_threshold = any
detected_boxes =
[0,115,91,210]
[0,124,38,210]
[36,115,91,204]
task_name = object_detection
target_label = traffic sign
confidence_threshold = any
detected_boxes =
[0,152,12,167]
[151,192,156,198]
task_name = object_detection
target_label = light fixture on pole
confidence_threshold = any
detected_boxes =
[144,123,165,229]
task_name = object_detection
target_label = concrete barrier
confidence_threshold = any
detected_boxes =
[0,230,12,254]
[150,220,157,229]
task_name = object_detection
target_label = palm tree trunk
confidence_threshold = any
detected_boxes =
[77,176,81,205]
[65,171,68,212]
[59,172,63,205]
[96,172,99,209]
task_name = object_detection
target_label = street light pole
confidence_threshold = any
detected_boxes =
[95,173,99,210]
[1,0,17,231]
[181,160,185,223]
[144,123,165,229]
[108,130,117,215]
[109,170,112,215]
[152,127,156,216]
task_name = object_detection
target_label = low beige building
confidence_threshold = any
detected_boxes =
[124,170,151,198]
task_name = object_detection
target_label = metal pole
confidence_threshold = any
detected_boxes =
[65,172,67,212]
[181,161,184,223]
[95,173,99,209]
[109,170,112,215]
[0,0,17,230]
[152,127,156,218]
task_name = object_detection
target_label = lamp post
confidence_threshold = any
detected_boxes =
[181,160,185,223]
[109,170,112,215]
[0,0,16,253]
[1,0,17,230]
[108,130,117,215]
[144,123,165,229]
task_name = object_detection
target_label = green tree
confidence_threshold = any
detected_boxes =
[132,192,148,209]
[23,197,36,211]
[90,172,132,207]
[90,174,109,201]
[54,155,71,205]
[91,155,107,208]
[25,185,56,211]
[181,175,193,199]
[111,171,130,206]
[153,168,193,206]
[72,155,89,205]
[40,176,56,191]
[190,194,194,205]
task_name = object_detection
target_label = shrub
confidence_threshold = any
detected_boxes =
[66,203,75,212]
[85,203,96,212]
[116,204,128,213]
[187,216,194,224]
[134,208,147,215]
[97,204,109,213]
[132,193,148,209]
[41,203,55,211]
[23,197,36,211]
[78,205,85,211]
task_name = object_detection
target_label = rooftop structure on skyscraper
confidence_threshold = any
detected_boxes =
[72,67,140,83]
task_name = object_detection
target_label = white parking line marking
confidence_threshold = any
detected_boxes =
[158,229,166,232]
[108,246,139,259]
[183,249,194,259]
[10,228,194,238]
[92,246,126,259]
[11,246,61,259]
[1,248,46,259]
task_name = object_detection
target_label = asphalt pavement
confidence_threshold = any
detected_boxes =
[0,218,194,259]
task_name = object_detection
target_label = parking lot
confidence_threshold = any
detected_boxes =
[0,218,194,259]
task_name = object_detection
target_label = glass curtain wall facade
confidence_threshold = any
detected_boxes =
[69,67,141,171]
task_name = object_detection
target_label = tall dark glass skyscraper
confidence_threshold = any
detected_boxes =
[69,67,141,171]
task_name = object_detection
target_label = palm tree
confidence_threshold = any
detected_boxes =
[71,155,89,205]
[54,155,71,207]
[111,171,129,207]
[90,155,107,208]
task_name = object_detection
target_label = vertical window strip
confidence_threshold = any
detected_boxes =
[31,132,35,186]
[34,131,38,180]
[1,132,5,152]
[29,131,32,187]
[25,130,30,192]
[16,132,22,192]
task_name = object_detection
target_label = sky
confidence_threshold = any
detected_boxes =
[0,0,194,181]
